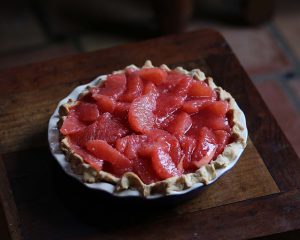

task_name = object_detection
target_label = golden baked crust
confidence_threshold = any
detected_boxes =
[58,60,247,197]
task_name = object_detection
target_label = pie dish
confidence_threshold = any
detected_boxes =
[48,60,247,198]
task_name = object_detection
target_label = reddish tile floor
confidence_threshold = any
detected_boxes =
[289,80,300,100]
[256,80,300,157]
[275,15,300,60]
[220,27,292,76]
[274,0,300,59]
[187,22,293,76]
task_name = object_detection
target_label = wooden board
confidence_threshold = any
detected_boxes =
[0,140,278,240]
[0,29,299,240]
[176,139,279,214]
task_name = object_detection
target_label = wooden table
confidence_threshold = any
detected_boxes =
[0,29,300,240]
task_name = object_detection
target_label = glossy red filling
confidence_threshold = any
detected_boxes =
[60,68,233,184]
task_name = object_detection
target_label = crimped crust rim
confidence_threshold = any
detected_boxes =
[55,60,248,197]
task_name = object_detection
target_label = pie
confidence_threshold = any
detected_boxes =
[57,60,247,196]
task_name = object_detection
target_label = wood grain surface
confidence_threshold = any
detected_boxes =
[176,139,279,214]
[0,139,277,240]
[0,29,299,240]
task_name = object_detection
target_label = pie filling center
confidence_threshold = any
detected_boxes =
[60,67,233,184]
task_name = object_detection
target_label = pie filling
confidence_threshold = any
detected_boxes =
[60,67,233,184]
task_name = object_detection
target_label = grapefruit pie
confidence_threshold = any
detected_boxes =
[58,60,247,196]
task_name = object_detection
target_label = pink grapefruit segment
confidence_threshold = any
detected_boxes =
[60,110,86,135]
[192,127,217,168]
[155,95,185,124]
[132,157,160,184]
[68,139,103,171]
[139,68,167,85]
[167,111,192,135]
[96,112,130,144]
[178,135,197,171]
[152,146,182,180]
[86,140,132,172]
[77,102,99,123]
[203,101,229,117]
[182,99,214,114]
[188,80,215,98]
[128,91,157,133]
[120,71,143,102]
[97,73,127,98]
[93,94,116,113]
[214,130,231,158]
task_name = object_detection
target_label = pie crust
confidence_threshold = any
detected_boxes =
[58,60,247,197]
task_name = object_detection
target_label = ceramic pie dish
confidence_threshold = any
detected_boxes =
[48,60,247,199]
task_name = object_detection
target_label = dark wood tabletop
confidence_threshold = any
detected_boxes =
[0,29,300,240]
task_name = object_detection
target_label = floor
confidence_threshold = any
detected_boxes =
[0,0,299,157]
